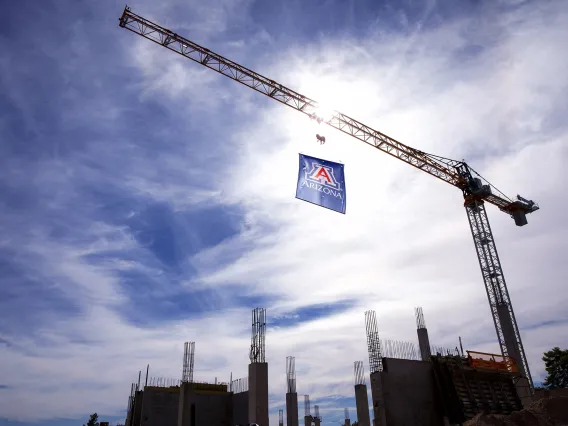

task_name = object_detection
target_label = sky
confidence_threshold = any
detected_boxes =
[0,0,567,424]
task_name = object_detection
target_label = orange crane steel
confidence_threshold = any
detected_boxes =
[119,6,538,392]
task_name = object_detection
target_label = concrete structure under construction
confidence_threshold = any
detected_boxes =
[369,355,524,426]
[249,362,269,426]
[371,359,439,426]
[363,308,526,426]
[124,307,269,426]
[353,361,371,426]
[248,308,269,426]
[286,393,299,426]
[415,307,431,361]
[178,382,232,426]
[126,382,249,426]
[285,356,299,426]
[354,384,371,426]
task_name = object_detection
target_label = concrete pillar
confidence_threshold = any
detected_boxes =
[249,362,269,426]
[369,372,387,426]
[178,382,193,426]
[286,392,299,426]
[354,384,371,426]
[345,419,351,426]
[304,415,312,426]
[417,328,431,361]
[132,391,143,426]
[314,418,320,426]
[496,303,532,406]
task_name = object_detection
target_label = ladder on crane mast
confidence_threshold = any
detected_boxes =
[118,6,539,395]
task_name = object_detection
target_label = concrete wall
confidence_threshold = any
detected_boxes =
[178,382,233,426]
[140,387,180,426]
[354,384,371,426]
[249,363,269,426]
[376,358,443,426]
[232,391,249,426]
[286,392,299,426]
[369,373,387,426]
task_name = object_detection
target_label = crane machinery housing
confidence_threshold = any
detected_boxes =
[118,6,539,395]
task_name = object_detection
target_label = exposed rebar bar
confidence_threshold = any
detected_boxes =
[380,339,420,360]
[304,395,311,416]
[231,377,248,393]
[182,341,195,382]
[286,356,297,393]
[415,307,426,329]
[354,361,366,385]
[250,308,266,363]
[365,310,383,373]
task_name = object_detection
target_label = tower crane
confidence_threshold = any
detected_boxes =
[119,7,539,393]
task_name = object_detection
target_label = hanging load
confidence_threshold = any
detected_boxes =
[295,153,346,214]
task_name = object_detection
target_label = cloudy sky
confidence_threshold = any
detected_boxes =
[1,0,567,424]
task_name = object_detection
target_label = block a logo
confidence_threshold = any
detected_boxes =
[305,162,342,191]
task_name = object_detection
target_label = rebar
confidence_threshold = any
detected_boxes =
[345,408,350,421]
[415,307,426,329]
[304,395,311,416]
[314,405,320,420]
[231,377,248,393]
[182,341,195,383]
[250,308,266,363]
[380,339,420,360]
[286,356,297,393]
[365,310,383,373]
[354,361,366,385]
[279,409,284,426]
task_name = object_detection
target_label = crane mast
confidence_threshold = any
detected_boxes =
[119,6,538,393]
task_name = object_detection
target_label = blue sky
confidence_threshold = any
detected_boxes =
[1,0,568,424]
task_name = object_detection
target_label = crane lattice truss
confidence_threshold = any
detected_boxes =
[119,7,539,392]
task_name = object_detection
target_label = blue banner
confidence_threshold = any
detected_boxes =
[296,153,346,214]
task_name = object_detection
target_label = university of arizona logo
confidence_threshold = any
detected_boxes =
[305,163,341,191]
[296,153,346,214]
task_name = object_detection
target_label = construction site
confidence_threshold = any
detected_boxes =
[123,306,567,426]
[117,6,567,426]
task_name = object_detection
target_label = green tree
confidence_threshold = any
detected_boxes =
[542,347,568,389]
[86,413,99,426]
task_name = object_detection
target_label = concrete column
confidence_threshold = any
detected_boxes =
[178,382,193,426]
[132,391,143,426]
[304,415,312,426]
[249,363,269,426]
[354,384,371,426]
[314,418,320,426]
[369,372,387,426]
[417,328,431,361]
[345,419,351,426]
[496,303,532,406]
[286,392,299,426]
